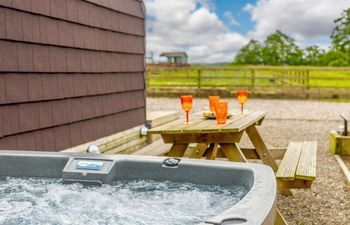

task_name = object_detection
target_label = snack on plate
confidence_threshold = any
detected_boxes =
[203,111,216,119]
[203,111,232,119]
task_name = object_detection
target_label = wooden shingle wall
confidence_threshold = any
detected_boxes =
[0,0,146,151]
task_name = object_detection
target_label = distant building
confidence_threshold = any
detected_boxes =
[146,51,155,64]
[160,52,188,64]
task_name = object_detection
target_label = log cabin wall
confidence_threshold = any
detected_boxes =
[0,0,146,151]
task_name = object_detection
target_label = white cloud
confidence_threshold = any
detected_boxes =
[224,11,240,27]
[145,0,248,63]
[245,0,350,42]
[145,0,350,64]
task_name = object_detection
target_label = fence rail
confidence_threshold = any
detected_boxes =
[146,67,350,99]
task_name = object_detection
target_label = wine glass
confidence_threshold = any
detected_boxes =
[181,95,193,124]
[236,90,248,115]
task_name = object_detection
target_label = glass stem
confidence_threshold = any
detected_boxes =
[241,104,243,115]
[186,111,189,124]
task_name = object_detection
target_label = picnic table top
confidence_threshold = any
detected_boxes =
[148,110,266,134]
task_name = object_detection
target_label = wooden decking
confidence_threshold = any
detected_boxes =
[132,139,171,156]
[62,111,179,154]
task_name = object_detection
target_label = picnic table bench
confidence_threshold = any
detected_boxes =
[276,141,317,189]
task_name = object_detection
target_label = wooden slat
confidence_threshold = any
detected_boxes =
[182,114,244,133]
[62,125,143,153]
[246,125,279,172]
[240,147,286,160]
[186,143,208,158]
[148,114,205,134]
[275,209,288,225]
[276,142,303,180]
[335,155,350,185]
[148,111,266,134]
[184,110,256,133]
[181,120,226,133]
[277,179,312,189]
[220,143,247,162]
[224,111,266,132]
[132,139,171,156]
[146,111,180,128]
[296,141,317,181]
[167,144,189,157]
[209,143,219,160]
[161,132,243,144]
[104,138,147,154]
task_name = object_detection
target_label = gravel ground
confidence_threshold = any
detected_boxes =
[147,97,350,225]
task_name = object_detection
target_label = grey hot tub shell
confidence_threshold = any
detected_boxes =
[0,150,276,225]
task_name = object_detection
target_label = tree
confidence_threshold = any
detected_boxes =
[234,40,263,65]
[331,8,350,53]
[303,46,325,66]
[318,50,349,66]
[261,30,303,65]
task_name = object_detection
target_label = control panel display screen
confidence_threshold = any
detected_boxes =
[75,161,104,170]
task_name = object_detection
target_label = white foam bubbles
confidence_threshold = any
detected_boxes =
[0,177,247,225]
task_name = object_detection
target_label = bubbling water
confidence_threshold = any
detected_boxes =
[0,177,247,225]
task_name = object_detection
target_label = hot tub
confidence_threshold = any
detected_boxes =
[0,151,276,225]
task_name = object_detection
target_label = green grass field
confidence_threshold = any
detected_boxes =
[147,65,350,89]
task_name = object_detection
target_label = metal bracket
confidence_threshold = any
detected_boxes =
[340,114,348,136]
[140,121,152,136]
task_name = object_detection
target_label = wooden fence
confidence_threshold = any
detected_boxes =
[146,67,350,99]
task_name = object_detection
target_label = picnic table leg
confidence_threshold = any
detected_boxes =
[188,143,208,158]
[245,125,278,171]
[275,209,288,225]
[167,144,189,157]
[220,143,247,162]
[246,125,293,196]
[205,143,219,160]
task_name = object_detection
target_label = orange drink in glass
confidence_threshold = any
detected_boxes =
[181,95,193,124]
[209,96,220,112]
[236,90,248,114]
[215,101,228,124]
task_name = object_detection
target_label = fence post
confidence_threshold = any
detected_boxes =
[198,69,202,90]
[306,70,310,90]
[146,68,150,89]
[279,70,284,95]
[251,70,255,94]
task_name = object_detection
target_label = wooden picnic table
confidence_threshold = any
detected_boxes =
[147,110,317,225]
[148,110,292,225]
[148,110,279,171]
[148,110,316,190]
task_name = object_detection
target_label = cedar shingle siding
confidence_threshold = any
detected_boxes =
[0,0,146,151]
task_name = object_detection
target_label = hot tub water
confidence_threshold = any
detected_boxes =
[0,177,247,225]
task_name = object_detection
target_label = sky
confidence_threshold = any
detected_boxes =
[144,0,350,64]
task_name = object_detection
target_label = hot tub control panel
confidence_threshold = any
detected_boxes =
[62,158,115,185]
[64,158,113,173]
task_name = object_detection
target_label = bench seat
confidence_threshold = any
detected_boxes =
[276,141,317,183]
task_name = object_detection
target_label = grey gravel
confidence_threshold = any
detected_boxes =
[147,97,350,225]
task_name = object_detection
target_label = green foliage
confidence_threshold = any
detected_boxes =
[234,8,350,66]
[234,31,304,65]
[331,8,350,53]
[319,50,349,66]
[234,40,263,65]
[262,30,303,65]
[303,46,325,66]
